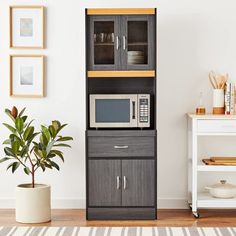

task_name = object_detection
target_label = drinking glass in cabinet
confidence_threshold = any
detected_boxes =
[94,21,115,65]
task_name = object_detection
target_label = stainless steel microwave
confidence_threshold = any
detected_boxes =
[90,94,150,128]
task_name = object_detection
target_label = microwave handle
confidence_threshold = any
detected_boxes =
[132,101,135,119]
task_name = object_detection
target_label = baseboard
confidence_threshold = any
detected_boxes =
[157,198,189,209]
[0,198,188,209]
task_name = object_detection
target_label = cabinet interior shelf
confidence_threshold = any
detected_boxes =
[128,42,148,46]
[95,43,114,46]
[87,70,156,78]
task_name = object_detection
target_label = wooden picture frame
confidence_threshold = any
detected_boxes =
[10,55,45,98]
[9,6,45,49]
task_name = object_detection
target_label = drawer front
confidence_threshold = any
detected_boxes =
[197,119,236,133]
[88,136,155,157]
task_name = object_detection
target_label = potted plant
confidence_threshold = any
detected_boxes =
[0,107,73,223]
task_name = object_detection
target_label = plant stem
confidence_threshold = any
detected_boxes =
[32,165,35,188]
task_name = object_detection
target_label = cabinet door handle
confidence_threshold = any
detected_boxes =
[123,36,126,50]
[123,176,127,190]
[116,36,119,50]
[114,145,129,149]
[116,176,120,189]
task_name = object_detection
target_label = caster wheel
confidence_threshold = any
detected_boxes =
[193,212,200,218]
[189,204,192,210]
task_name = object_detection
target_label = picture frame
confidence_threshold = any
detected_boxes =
[9,6,45,48]
[10,55,45,98]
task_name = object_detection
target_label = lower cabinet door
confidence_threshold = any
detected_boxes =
[122,160,155,206]
[88,160,121,206]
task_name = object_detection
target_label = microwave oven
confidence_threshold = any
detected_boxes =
[89,94,150,128]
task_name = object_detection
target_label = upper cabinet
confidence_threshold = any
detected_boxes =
[86,9,156,71]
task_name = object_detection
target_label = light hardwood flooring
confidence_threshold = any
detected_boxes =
[1,209,236,227]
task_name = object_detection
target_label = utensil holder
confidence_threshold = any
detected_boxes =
[213,89,225,114]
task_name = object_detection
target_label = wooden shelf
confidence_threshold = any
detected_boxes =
[87,8,156,15]
[87,70,155,78]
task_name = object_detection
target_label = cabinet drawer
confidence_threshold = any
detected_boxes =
[197,119,236,133]
[88,136,155,157]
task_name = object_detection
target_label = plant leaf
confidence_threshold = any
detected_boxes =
[23,167,31,175]
[53,143,71,148]
[18,107,26,117]
[21,116,27,122]
[49,125,56,139]
[0,157,11,163]
[15,117,24,133]
[4,147,15,157]
[5,109,15,122]
[41,126,51,141]
[3,123,16,133]
[52,121,61,132]
[56,124,67,134]
[23,126,34,141]
[46,140,55,154]
[50,150,64,162]
[3,139,11,145]
[12,162,20,173]
[40,133,48,146]
[12,141,20,154]
[50,161,60,171]
[56,136,73,142]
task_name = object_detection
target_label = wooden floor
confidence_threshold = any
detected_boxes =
[1,209,236,227]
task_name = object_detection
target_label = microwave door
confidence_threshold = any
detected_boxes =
[90,94,138,128]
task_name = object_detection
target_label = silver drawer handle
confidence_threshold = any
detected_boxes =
[114,145,129,149]
[116,176,120,189]
[123,176,127,190]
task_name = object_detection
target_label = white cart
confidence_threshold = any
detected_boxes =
[187,114,236,218]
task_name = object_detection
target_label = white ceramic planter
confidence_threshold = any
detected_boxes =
[15,184,51,223]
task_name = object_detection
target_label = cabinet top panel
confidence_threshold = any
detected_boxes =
[86,8,156,15]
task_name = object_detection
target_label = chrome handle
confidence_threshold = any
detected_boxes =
[123,176,127,190]
[114,145,129,149]
[122,36,126,50]
[116,36,119,50]
[116,176,120,189]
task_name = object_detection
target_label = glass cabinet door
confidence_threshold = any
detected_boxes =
[88,16,120,70]
[121,15,155,70]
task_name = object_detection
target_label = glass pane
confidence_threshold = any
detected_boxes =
[95,99,130,123]
[127,21,148,65]
[94,21,115,65]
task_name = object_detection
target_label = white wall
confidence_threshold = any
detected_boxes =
[1,0,236,209]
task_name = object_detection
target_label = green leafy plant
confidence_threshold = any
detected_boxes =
[0,107,73,188]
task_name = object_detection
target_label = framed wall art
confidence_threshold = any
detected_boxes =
[10,55,45,97]
[10,6,45,48]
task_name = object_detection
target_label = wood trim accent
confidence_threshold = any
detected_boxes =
[87,70,155,78]
[87,8,155,15]
[9,55,45,98]
[9,6,45,49]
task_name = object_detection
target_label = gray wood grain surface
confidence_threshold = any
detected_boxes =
[122,160,155,206]
[88,136,155,157]
[88,160,121,206]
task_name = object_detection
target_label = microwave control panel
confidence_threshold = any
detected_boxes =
[138,95,150,128]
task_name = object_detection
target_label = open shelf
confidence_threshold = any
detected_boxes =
[198,162,236,172]
[197,192,236,208]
